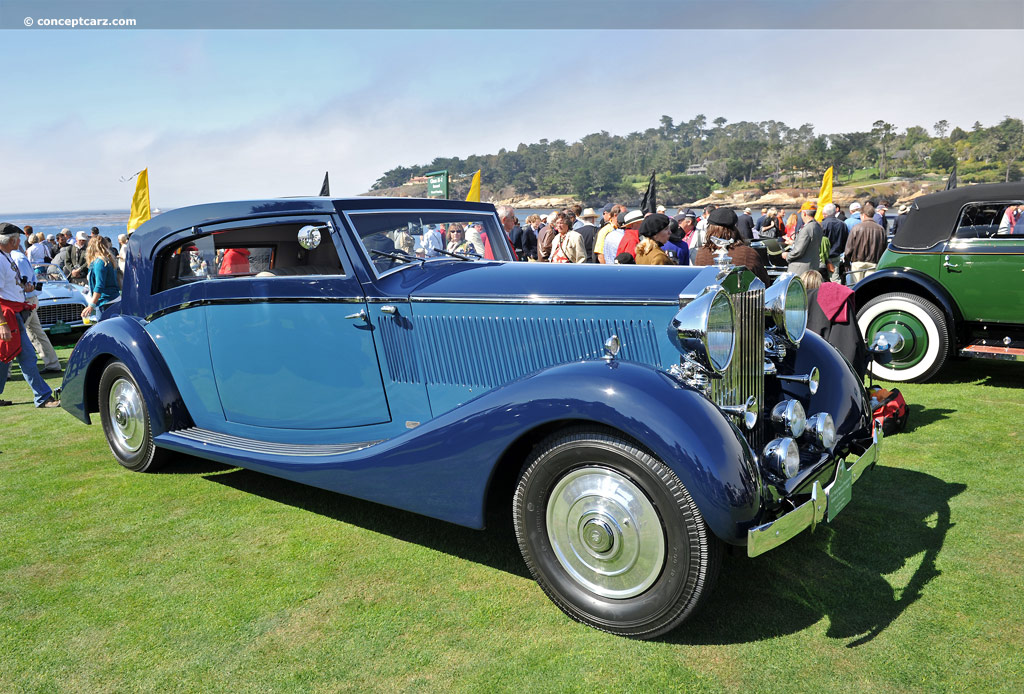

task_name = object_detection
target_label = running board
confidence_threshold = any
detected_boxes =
[158,427,383,457]
[960,341,1024,362]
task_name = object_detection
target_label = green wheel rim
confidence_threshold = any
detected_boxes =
[867,310,929,370]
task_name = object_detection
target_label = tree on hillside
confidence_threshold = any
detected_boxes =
[904,126,930,148]
[872,120,896,178]
[930,142,956,171]
[991,116,1024,182]
[934,120,949,139]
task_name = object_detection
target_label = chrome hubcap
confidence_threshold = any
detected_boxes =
[107,378,145,453]
[546,467,666,599]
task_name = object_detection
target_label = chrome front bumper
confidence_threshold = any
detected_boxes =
[747,429,883,558]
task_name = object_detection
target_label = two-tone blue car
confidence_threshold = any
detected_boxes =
[61,197,881,639]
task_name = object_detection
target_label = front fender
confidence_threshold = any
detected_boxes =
[60,316,192,434]
[780,331,872,452]
[477,359,763,544]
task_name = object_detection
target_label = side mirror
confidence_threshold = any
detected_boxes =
[297,225,322,250]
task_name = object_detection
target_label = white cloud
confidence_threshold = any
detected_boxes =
[2,29,1021,213]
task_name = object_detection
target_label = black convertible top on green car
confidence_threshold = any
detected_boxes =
[854,182,1024,382]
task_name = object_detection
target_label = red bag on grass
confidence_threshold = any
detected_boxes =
[868,386,908,436]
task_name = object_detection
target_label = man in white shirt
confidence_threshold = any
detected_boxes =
[419,225,444,257]
[0,224,59,408]
[26,235,49,264]
[11,241,61,373]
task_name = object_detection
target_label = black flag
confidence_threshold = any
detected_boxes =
[945,163,957,190]
[640,170,657,214]
[319,171,330,196]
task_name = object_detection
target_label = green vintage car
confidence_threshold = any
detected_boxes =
[854,182,1024,382]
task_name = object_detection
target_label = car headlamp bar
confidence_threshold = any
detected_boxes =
[666,285,736,374]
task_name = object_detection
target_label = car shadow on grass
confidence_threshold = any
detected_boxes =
[200,464,530,579]
[666,465,965,647]
[902,404,955,434]
[927,358,1024,388]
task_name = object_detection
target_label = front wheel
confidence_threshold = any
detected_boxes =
[513,427,721,639]
[98,361,167,472]
[858,292,950,383]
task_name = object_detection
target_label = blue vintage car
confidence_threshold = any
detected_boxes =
[60,197,881,639]
[31,262,93,333]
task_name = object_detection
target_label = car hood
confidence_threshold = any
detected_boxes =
[392,260,719,304]
[38,283,87,301]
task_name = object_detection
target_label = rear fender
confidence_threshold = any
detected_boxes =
[60,316,192,433]
[853,268,962,340]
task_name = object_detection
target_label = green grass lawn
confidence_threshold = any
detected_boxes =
[2,343,1022,693]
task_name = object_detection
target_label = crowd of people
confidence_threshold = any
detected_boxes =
[4,197,900,409]
[0,222,123,409]
[496,197,896,287]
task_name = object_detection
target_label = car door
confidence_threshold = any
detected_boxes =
[195,215,391,432]
[941,201,1024,324]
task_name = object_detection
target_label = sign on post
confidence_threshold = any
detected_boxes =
[426,170,449,199]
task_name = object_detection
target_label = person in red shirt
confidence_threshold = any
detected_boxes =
[219,247,251,275]
[615,210,645,259]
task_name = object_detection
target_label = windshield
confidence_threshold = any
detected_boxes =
[347,210,513,275]
[31,262,71,283]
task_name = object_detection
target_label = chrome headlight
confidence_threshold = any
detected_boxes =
[771,398,806,438]
[763,437,801,479]
[805,412,836,450]
[667,285,736,373]
[764,273,807,344]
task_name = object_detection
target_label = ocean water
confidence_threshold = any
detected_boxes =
[0,209,143,251]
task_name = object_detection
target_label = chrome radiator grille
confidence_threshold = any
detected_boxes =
[711,287,765,450]
[38,303,83,327]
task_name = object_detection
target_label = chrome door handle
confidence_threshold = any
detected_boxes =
[943,255,959,270]
[345,309,368,321]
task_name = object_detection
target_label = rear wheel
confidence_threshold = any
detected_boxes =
[98,361,167,472]
[858,292,950,383]
[513,427,721,639]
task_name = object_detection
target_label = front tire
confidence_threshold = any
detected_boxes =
[98,361,166,472]
[858,292,950,383]
[513,427,721,639]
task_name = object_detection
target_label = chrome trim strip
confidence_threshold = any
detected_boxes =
[410,296,681,306]
[747,428,883,557]
[146,296,365,322]
[163,427,383,457]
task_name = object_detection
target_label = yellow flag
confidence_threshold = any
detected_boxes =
[465,170,481,202]
[814,166,833,222]
[127,168,151,233]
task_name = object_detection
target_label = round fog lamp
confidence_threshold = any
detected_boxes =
[771,399,806,438]
[806,412,836,450]
[763,438,801,479]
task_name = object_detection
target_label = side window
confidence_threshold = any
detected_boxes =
[155,222,345,292]
[954,202,1024,239]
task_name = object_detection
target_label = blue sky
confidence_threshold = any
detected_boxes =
[2,29,1023,212]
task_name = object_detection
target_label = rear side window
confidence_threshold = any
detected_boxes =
[954,201,1024,239]
[154,222,344,292]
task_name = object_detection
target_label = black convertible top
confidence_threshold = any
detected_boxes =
[892,182,1024,250]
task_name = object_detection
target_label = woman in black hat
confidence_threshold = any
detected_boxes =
[634,214,674,266]
[692,208,770,284]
